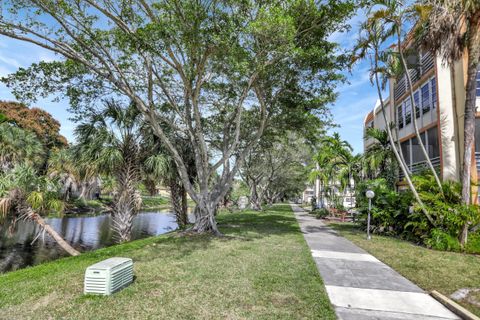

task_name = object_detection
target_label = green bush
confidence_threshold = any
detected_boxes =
[424,229,461,251]
[311,208,329,219]
[465,232,480,254]
[355,178,412,235]
[354,173,480,253]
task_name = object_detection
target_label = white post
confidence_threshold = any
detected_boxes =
[366,190,375,241]
[315,163,321,208]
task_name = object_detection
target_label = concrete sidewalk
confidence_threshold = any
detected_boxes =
[291,204,459,320]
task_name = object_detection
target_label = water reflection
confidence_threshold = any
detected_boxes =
[0,211,179,273]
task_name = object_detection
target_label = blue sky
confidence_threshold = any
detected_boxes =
[0,11,375,154]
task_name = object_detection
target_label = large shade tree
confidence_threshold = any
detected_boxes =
[0,101,67,148]
[0,0,354,235]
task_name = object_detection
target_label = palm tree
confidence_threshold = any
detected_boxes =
[0,122,44,173]
[75,101,152,242]
[364,127,398,187]
[142,128,196,229]
[368,0,444,192]
[353,18,435,225]
[413,0,480,244]
[0,164,79,256]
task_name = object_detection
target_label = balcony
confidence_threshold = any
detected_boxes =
[399,156,441,180]
[394,52,434,101]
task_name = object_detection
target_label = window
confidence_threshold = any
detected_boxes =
[411,136,426,163]
[431,78,437,109]
[475,118,480,152]
[397,104,404,129]
[401,140,410,165]
[421,83,430,114]
[427,127,440,158]
[414,91,421,118]
[477,70,480,97]
[405,99,412,125]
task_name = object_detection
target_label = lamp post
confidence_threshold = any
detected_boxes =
[365,190,375,240]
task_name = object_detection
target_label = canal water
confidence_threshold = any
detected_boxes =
[0,211,179,273]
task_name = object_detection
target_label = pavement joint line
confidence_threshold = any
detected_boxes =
[325,285,459,319]
[311,249,382,263]
[290,204,460,320]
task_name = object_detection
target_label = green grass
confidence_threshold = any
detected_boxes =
[330,223,480,316]
[65,196,171,215]
[0,205,335,320]
[139,195,170,210]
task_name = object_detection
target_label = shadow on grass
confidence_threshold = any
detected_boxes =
[0,205,303,278]
[99,205,301,263]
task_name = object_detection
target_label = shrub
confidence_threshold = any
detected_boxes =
[354,173,480,252]
[465,232,480,254]
[424,229,461,252]
[312,208,329,219]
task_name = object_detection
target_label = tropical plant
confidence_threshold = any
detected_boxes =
[0,164,79,256]
[412,0,480,245]
[144,136,195,230]
[0,122,44,173]
[363,127,398,187]
[48,146,102,202]
[310,133,361,210]
[75,101,158,242]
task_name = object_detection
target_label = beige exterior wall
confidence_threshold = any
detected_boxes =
[363,51,478,183]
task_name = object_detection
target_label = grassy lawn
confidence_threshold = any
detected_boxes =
[0,205,335,320]
[330,223,480,316]
[66,195,171,215]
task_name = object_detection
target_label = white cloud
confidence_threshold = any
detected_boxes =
[0,55,21,69]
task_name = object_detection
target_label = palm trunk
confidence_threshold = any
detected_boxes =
[460,17,480,246]
[373,48,435,225]
[396,32,443,192]
[170,178,188,229]
[27,208,80,256]
[112,155,140,243]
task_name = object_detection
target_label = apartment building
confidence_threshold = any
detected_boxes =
[363,46,480,199]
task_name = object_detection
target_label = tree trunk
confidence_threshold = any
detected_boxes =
[170,178,188,229]
[181,186,189,221]
[397,32,443,192]
[460,17,480,246]
[190,194,221,235]
[373,48,435,225]
[249,182,262,211]
[27,208,80,256]
[112,160,140,243]
[145,179,157,196]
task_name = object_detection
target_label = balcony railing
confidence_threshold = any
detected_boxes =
[398,156,441,180]
[476,152,480,176]
[394,52,434,101]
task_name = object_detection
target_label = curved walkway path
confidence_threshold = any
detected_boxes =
[291,204,459,320]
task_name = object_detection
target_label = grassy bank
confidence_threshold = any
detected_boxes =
[65,195,171,215]
[0,205,335,320]
[330,223,480,316]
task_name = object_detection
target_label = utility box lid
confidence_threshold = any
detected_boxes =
[88,257,132,271]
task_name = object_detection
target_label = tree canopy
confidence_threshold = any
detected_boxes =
[0,101,67,148]
[0,0,355,234]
